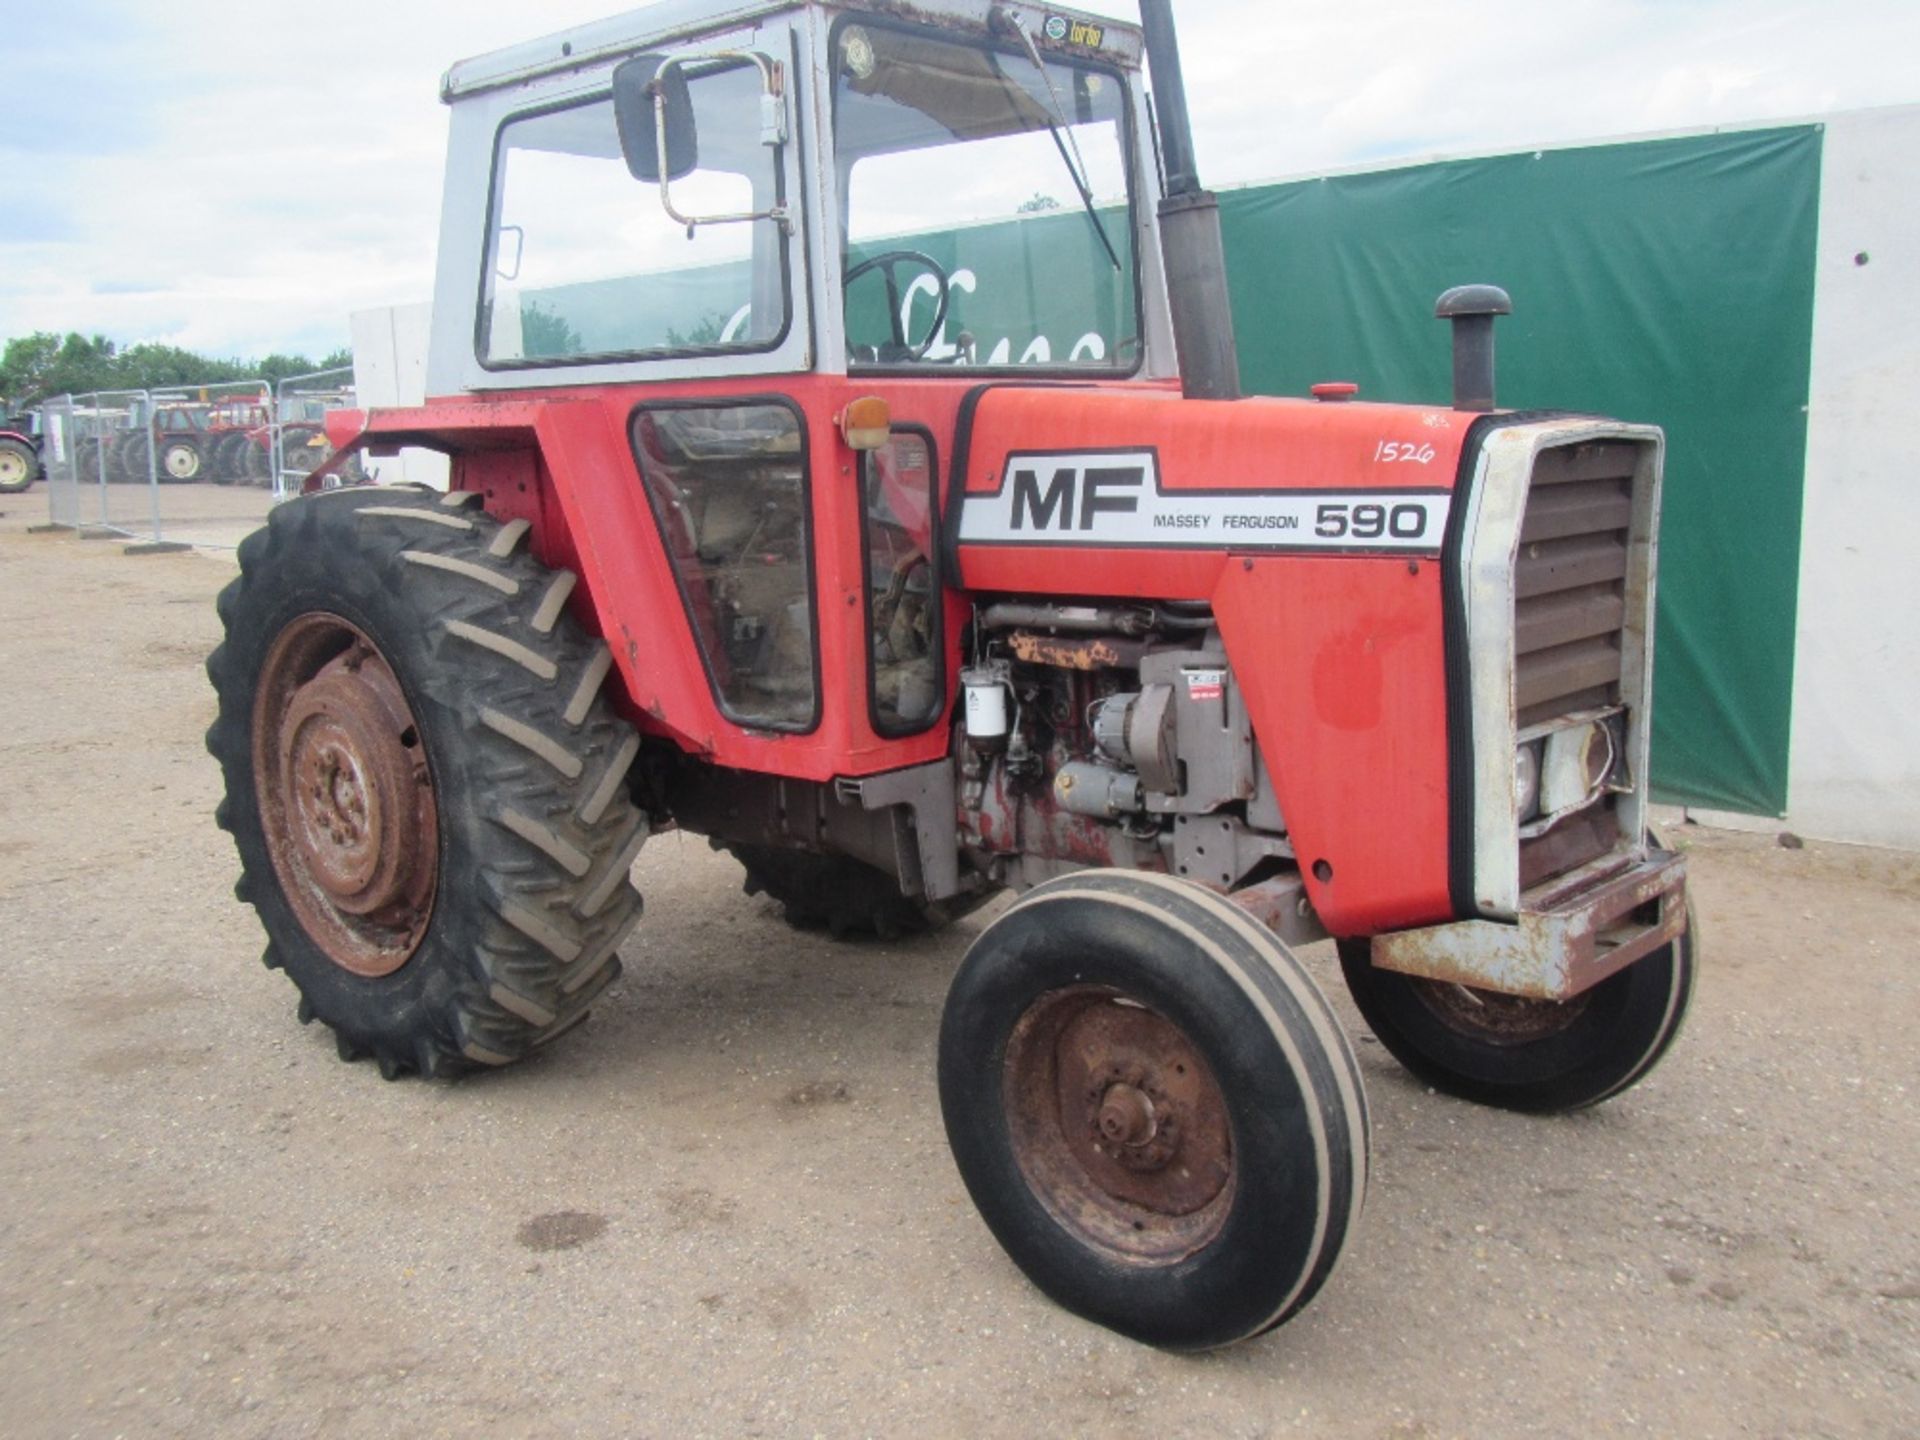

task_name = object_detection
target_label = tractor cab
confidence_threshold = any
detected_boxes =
[430,0,1168,389]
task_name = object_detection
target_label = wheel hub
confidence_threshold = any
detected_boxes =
[1096,1082,1156,1148]
[1004,987,1234,1262]
[1413,979,1591,1046]
[253,615,436,977]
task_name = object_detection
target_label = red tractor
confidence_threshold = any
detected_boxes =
[109,398,218,483]
[209,0,1693,1349]
[0,417,39,493]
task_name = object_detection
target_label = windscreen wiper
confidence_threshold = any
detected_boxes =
[1003,22,1123,274]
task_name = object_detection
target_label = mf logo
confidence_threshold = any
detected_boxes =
[1008,462,1145,531]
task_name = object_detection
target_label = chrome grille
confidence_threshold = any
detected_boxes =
[1513,442,1640,729]
[1513,439,1646,889]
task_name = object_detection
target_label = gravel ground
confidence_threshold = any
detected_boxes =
[1,499,1915,1439]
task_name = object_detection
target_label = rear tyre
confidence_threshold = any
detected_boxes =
[109,433,149,483]
[245,436,272,486]
[206,487,648,1077]
[211,432,249,484]
[0,437,37,493]
[939,870,1369,1350]
[725,841,994,940]
[1338,911,1694,1114]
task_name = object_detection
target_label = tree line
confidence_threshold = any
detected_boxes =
[1,332,353,412]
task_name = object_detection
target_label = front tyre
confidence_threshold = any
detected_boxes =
[160,437,203,482]
[1338,914,1694,1114]
[938,870,1369,1350]
[206,487,648,1078]
[0,436,40,492]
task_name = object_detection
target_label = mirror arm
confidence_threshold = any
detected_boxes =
[652,54,793,238]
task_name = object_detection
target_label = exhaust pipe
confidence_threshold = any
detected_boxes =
[1139,0,1240,401]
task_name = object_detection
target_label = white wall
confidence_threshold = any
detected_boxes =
[1777,106,1920,849]
[348,303,450,490]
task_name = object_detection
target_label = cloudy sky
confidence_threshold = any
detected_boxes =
[2,0,1915,362]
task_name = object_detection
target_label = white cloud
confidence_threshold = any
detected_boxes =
[1,0,1914,360]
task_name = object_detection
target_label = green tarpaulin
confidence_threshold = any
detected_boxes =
[1218,128,1822,814]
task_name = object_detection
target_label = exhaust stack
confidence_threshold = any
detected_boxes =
[1139,0,1240,401]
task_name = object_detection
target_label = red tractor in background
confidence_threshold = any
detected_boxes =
[100,397,217,483]
[208,0,1694,1349]
[0,414,40,493]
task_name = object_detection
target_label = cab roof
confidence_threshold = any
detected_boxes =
[440,0,1143,101]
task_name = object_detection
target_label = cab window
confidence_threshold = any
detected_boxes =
[631,402,817,730]
[482,63,788,366]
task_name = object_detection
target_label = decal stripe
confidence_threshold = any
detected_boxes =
[957,449,1451,554]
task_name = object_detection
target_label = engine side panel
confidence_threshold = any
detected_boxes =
[953,387,1468,935]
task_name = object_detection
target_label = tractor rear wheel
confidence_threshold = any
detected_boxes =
[939,869,1369,1349]
[206,486,648,1077]
[1337,913,1694,1114]
[110,433,149,483]
[724,841,994,940]
[210,432,248,484]
[0,437,37,492]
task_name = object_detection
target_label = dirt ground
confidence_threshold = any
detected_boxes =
[1,497,1915,1440]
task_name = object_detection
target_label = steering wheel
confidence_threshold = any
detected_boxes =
[844,249,951,362]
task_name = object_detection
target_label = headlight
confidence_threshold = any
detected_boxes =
[1513,742,1542,821]
[1540,719,1616,815]
[841,26,876,80]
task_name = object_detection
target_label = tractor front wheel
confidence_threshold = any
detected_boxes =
[206,487,648,1077]
[0,437,38,493]
[160,438,203,482]
[1337,914,1694,1114]
[939,870,1369,1349]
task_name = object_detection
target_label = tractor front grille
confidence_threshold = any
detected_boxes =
[1513,439,1647,890]
[1512,441,1640,729]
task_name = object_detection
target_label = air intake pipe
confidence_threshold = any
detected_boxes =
[1435,284,1513,412]
[1139,0,1240,401]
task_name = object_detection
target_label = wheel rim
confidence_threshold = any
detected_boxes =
[0,450,25,485]
[252,613,437,977]
[1003,986,1234,1263]
[164,444,199,479]
[1410,979,1592,1047]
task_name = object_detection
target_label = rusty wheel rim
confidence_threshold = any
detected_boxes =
[1410,980,1591,1046]
[252,612,437,978]
[1003,986,1234,1264]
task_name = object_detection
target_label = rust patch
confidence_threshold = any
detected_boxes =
[1374,848,1688,999]
[1007,629,1147,671]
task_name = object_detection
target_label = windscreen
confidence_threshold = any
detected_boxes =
[833,22,1138,370]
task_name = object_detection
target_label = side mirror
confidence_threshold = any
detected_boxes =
[613,54,696,182]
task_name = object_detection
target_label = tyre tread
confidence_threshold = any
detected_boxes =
[206,486,646,1079]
